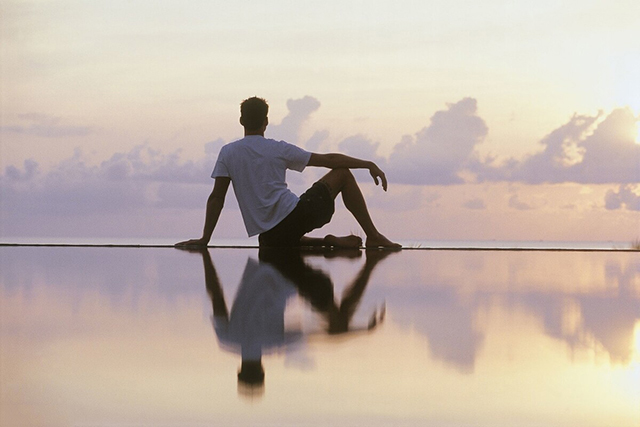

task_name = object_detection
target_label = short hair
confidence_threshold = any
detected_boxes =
[240,97,269,131]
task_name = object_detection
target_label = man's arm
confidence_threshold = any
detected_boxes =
[175,177,231,247]
[307,153,388,191]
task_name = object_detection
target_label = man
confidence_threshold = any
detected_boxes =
[176,97,400,249]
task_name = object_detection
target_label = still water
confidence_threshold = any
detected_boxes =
[1,246,639,426]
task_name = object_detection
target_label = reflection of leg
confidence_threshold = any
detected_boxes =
[259,248,335,312]
[332,249,397,333]
[200,249,229,318]
[318,169,400,249]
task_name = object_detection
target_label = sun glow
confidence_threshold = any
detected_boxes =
[634,321,640,356]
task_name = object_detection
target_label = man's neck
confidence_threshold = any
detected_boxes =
[244,129,264,137]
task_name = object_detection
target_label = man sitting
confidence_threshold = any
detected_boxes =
[176,97,400,249]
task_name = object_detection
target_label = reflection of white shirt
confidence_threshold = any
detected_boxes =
[213,258,301,361]
[211,135,311,236]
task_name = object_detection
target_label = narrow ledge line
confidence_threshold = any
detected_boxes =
[0,243,637,252]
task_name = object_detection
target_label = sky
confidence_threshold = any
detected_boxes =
[1,0,639,243]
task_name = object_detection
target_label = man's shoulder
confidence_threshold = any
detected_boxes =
[223,136,306,156]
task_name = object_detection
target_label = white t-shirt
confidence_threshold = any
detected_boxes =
[211,135,311,236]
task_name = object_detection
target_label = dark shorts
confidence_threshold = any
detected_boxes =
[258,181,335,247]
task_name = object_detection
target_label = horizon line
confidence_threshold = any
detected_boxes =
[1,243,637,252]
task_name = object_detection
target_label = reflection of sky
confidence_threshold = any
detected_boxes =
[1,247,639,426]
[376,251,640,371]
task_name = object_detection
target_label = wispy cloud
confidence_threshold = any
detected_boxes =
[0,114,95,138]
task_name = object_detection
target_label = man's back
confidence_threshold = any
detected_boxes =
[211,135,311,236]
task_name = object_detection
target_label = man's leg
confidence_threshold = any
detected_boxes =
[318,168,400,248]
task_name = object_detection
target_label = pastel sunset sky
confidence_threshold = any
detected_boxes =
[1,0,639,243]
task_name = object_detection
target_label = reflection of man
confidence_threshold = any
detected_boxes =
[259,248,392,335]
[184,247,394,395]
[198,249,300,393]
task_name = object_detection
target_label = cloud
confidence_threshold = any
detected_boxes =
[267,96,321,144]
[476,108,640,184]
[339,102,639,187]
[0,113,95,138]
[463,198,486,210]
[304,130,330,152]
[573,108,640,183]
[338,134,387,167]
[388,98,488,185]
[605,185,640,211]
[508,194,534,211]
[339,98,489,185]
[0,144,214,219]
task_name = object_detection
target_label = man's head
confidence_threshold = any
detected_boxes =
[240,97,269,133]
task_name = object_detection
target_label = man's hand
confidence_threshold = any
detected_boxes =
[174,238,209,248]
[368,163,388,191]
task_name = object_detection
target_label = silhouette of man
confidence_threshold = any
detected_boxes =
[176,96,400,249]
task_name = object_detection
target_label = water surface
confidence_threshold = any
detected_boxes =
[1,247,639,426]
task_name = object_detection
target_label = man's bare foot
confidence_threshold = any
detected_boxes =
[324,234,363,248]
[365,233,402,249]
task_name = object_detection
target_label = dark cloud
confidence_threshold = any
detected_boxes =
[605,185,640,211]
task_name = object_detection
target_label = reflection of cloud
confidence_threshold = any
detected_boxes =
[415,295,484,374]
[386,252,640,373]
[508,259,640,365]
[390,286,484,374]
[578,296,639,364]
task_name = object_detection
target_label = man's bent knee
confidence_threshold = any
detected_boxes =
[319,168,354,198]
